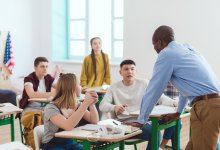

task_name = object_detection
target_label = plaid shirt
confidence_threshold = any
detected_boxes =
[164,82,179,99]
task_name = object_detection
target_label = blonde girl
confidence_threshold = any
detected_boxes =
[41,73,99,150]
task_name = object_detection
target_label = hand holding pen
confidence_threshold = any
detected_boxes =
[114,104,128,115]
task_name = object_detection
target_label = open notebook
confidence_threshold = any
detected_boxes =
[78,119,139,133]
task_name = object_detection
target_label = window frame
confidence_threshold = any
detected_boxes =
[67,0,124,63]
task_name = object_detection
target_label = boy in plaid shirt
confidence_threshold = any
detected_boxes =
[160,82,179,149]
[163,83,179,100]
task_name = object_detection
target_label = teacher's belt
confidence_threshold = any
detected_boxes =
[191,93,220,106]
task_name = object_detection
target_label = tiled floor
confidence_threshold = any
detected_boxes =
[0,116,190,149]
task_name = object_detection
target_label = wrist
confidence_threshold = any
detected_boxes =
[176,112,181,117]
[89,103,95,108]
[82,101,90,108]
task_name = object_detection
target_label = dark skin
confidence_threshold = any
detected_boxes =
[152,39,168,54]
[130,112,181,128]
[130,26,181,128]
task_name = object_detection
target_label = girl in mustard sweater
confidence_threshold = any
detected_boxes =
[80,37,111,87]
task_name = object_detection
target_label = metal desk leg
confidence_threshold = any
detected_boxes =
[119,140,125,150]
[82,140,91,150]
[151,117,159,150]
[174,119,181,150]
[10,114,15,141]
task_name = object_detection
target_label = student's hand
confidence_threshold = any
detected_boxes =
[84,91,98,105]
[161,112,181,124]
[114,104,127,115]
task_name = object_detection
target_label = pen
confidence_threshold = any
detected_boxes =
[113,121,118,125]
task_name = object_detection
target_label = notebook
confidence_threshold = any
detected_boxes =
[78,124,101,131]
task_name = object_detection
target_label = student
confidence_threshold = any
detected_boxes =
[0,89,16,105]
[160,82,179,150]
[41,73,99,150]
[19,57,56,148]
[80,37,111,87]
[19,57,56,112]
[99,59,177,150]
[135,25,220,150]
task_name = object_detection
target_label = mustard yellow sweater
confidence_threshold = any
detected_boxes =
[80,53,111,87]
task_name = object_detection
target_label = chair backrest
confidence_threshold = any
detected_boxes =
[16,94,22,108]
[34,125,44,150]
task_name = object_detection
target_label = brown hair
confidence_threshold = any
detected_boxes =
[34,57,48,67]
[52,73,77,109]
[90,37,107,80]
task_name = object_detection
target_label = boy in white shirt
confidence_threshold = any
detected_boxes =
[99,59,177,150]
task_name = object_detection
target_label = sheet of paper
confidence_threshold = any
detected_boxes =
[98,119,122,127]
[130,105,176,116]
[120,124,139,133]
[150,105,176,115]
[78,124,100,131]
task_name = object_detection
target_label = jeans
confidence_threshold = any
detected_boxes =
[0,89,16,105]
[41,138,83,150]
[163,123,182,150]
[134,122,161,150]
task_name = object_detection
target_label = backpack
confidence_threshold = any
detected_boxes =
[21,111,43,149]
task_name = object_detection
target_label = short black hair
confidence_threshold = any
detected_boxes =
[120,59,136,68]
[152,25,174,44]
[34,57,48,67]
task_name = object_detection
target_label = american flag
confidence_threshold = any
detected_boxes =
[4,32,15,74]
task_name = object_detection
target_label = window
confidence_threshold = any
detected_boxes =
[68,0,124,62]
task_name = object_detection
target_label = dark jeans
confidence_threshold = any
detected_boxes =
[160,119,182,150]
[0,89,16,105]
[133,122,161,150]
[41,137,83,150]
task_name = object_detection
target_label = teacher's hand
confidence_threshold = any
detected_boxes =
[130,122,144,128]
[161,112,181,124]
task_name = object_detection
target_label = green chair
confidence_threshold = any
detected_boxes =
[125,139,145,150]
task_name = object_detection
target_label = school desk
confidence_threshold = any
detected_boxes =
[0,103,23,141]
[0,141,30,150]
[130,105,190,150]
[55,127,142,150]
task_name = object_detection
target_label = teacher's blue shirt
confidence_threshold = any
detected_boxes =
[138,41,220,124]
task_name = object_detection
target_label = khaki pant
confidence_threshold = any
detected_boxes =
[185,98,220,150]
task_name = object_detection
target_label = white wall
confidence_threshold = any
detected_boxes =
[1,0,220,83]
[124,0,220,79]
[0,0,41,77]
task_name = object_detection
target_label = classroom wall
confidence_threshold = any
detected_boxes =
[0,0,41,77]
[124,0,220,79]
[0,0,220,83]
